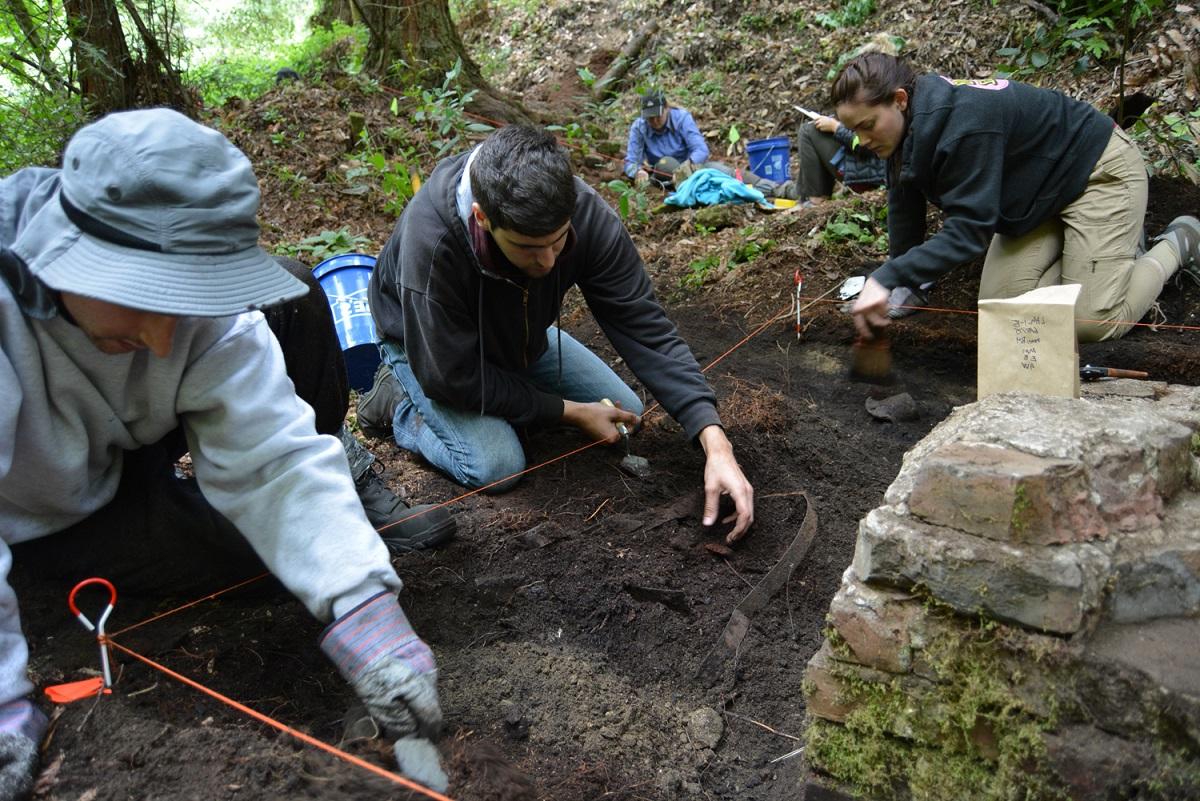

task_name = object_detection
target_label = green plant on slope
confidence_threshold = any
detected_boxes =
[276,229,373,263]
[406,58,492,159]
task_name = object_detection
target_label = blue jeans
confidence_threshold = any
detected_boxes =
[380,328,644,493]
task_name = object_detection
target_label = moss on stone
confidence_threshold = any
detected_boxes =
[1010,482,1032,539]
[805,611,1070,801]
[824,622,856,662]
[1135,745,1200,799]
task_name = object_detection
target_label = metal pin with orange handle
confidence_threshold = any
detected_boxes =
[1079,364,1150,381]
[68,577,117,689]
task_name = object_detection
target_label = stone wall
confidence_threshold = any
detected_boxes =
[802,382,1200,800]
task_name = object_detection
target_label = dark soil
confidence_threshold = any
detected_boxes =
[13,2,1200,799]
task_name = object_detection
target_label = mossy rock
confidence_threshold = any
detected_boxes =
[693,204,742,231]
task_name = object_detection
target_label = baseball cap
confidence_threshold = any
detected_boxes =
[640,91,666,119]
[26,108,307,317]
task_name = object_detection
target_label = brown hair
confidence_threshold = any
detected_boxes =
[830,52,916,108]
[830,52,918,178]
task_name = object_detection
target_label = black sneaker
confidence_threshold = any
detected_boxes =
[357,363,405,440]
[355,469,455,552]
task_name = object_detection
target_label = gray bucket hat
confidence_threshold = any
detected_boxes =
[27,108,306,317]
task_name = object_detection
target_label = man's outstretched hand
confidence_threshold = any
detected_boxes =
[698,425,755,542]
[321,592,447,791]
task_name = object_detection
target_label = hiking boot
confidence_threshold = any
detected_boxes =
[355,468,455,552]
[358,362,405,440]
[1154,215,1200,283]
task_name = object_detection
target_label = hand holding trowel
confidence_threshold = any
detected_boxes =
[847,276,894,384]
[600,398,651,478]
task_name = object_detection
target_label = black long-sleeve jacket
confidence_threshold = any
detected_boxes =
[369,149,721,438]
[875,74,1114,290]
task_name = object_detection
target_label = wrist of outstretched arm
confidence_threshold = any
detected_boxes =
[697,424,733,458]
[0,699,47,743]
[319,591,434,681]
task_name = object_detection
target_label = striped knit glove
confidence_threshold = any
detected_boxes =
[319,592,442,739]
[0,700,47,801]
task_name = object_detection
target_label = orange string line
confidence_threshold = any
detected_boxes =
[790,294,1200,332]
[104,638,456,801]
[108,573,270,638]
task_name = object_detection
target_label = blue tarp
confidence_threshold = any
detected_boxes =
[664,168,769,208]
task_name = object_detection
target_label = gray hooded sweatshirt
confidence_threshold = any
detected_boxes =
[0,168,401,717]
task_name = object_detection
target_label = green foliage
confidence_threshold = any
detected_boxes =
[687,74,724,96]
[0,91,84,173]
[604,180,651,224]
[186,22,368,107]
[576,66,596,89]
[271,164,309,198]
[682,253,722,288]
[681,227,774,288]
[1130,107,1200,184]
[739,12,770,31]
[407,58,487,159]
[275,228,373,262]
[820,206,888,251]
[725,123,742,158]
[202,0,308,53]
[994,0,1165,77]
[995,18,1111,77]
[546,121,602,159]
[731,227,775,264]
[826,35,906,80]
[815,0,877,29]
[345,130,420,217]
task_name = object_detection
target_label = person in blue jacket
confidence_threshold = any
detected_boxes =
[832,52,1199,342]
[624,91,797,198]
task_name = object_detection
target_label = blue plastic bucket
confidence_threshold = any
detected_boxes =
[312,253,381,392]
[746,136,791,183]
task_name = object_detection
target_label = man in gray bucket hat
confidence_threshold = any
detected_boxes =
[0,109,451,794]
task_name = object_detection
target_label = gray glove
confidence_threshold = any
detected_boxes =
[0,733,37,801]
[321,592,446,789]
[348,656,441,740]
[0,699,46,801]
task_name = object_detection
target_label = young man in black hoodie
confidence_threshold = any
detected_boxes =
[364,125,754,541]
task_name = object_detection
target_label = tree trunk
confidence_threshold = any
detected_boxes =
[63,0,134,112]
[62,0,194,116]
[352,0,531,124]
[592,21,658,100]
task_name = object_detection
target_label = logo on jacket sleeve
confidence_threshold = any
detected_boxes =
[940,76,1010,90]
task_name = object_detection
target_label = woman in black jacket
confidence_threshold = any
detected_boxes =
[831,52,1198,342]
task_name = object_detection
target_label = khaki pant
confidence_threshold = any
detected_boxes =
[978,127,1167,342]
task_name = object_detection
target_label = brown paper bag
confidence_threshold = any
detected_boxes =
[977,284,1081,401]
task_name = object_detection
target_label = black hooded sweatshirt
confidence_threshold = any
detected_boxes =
[874,74,1115,291]
[369,149,721,438]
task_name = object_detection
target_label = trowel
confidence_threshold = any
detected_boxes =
[600,399,651,479]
